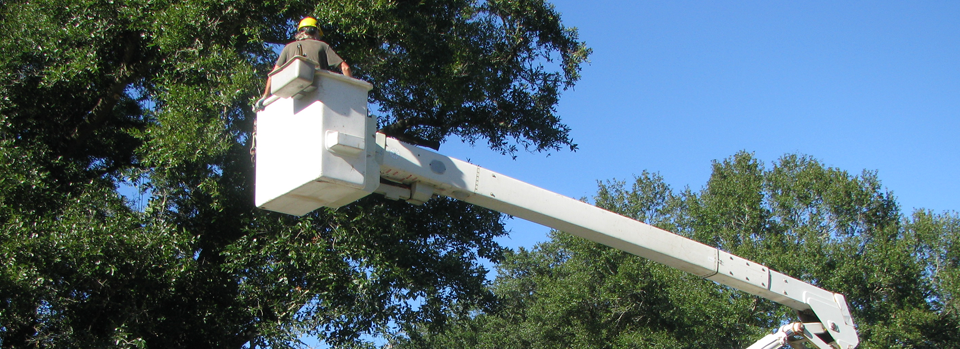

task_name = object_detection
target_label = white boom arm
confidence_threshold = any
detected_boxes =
[254,61,859,349]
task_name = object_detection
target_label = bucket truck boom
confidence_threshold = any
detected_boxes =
[254,58,859,349]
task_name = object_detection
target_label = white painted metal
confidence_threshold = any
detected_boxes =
[269,57,318,98]
[745,322,849,349]
[377,136,720,276]
[746,324,794,349]
[255,69,377,215]
[374,135,858,349]
[253,75,859,349]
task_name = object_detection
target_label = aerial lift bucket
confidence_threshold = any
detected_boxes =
[255,58,377,216]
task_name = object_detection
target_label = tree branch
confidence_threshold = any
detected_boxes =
[71,30,148,147]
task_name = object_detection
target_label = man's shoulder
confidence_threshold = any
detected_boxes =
[279,40,326,53]
[298,39,331,47]
[279,41,300,51]
[281,39,324,46]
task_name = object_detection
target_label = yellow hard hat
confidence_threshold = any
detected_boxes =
[298,17,317,29]
[297,17,323,36]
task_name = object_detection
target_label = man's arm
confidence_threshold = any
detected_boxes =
[340,62,352,78]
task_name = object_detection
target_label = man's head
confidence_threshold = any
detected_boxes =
[296,17,323,40]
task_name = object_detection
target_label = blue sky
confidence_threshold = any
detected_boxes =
[305,2,958,346]
[442,1,960,250]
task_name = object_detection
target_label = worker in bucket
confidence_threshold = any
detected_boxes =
[260,16,352,100]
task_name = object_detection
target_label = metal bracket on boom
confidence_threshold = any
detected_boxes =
[253,68,859,349]
[373,181,435,205]
[747,322,851,349]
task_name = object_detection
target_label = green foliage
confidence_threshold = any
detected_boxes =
[319,0,590,152]
[0,0,588,347]
[397,152,960,348]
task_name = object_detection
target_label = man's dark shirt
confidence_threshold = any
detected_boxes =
[275,39,344,70]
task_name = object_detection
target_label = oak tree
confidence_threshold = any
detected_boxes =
[0,0,589,347]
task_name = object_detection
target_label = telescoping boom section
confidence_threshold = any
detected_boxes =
[254,61,859,349]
